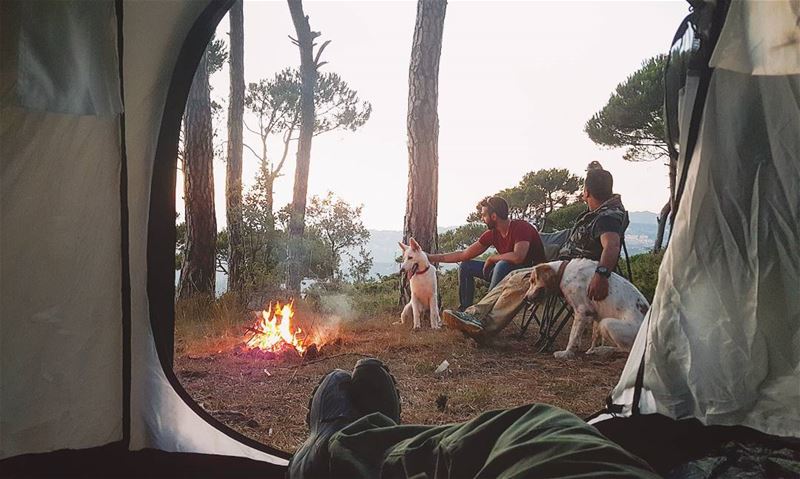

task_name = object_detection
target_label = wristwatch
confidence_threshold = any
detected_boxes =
[595,266,611,278]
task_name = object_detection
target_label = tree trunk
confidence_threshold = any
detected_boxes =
[287,0,317,293]
[541,194,554,232]
[655,152,678,251]
[654,200,670,251]
[226,0,245,292]
[264,172,276,229]
[401,0,446,303]
[666,152,677,243]
[178,51,217,299]
[331,244,337,281]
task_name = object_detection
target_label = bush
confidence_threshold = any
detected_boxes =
[350,274,402,318]
[544,202,587,233]
[346,267,491,319]
[628,250,664,303]
[302,280,357,317]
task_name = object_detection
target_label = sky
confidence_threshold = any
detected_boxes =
[179,0,689,231]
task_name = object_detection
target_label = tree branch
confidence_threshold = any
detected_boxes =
[313,40,332,69]
[315,96,349,118]
[243,143,264,161]
[274,121,297,176]
[312,123,344,137]
[216,256,228,274]
[264,108,280,137]
[243,121,261,136]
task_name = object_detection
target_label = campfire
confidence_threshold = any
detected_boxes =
[243,300,331,359]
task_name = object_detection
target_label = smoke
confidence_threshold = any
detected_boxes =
[298,292,354,347]
[317,293,354,318]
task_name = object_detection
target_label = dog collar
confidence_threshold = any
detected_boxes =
[556,260,570,289]
[415,265,430,276]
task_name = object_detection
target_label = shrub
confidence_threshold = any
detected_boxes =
[544,202,587,232]
[301,280,361,318]
[628,250,664,303]
[346,267,491,319]
[350,274,402,318]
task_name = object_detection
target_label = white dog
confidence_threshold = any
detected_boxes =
[525,258,649,359]
[397,238,441,330]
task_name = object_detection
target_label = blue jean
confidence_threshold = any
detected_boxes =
[458,260,526,310]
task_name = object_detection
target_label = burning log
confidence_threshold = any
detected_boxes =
[303,344,320,361]
[240,300,331,361]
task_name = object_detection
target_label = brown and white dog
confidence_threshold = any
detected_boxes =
[398,238,441,330]
[525,258,649,359]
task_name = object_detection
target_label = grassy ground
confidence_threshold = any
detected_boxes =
[174,305,627,454]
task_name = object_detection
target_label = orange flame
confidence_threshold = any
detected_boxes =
[246,301,309,354]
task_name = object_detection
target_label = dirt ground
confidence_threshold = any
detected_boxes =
[174,314,627,454]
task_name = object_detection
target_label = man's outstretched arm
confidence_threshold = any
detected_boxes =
[428,241,489,264]
[588,232,621,301]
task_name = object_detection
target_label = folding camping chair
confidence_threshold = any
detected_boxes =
[517,219,633,353]
[516,229,573,352]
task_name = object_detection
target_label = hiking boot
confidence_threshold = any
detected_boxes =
[288,369,359,478]
[351,358,401,423]
[442,309,485,338]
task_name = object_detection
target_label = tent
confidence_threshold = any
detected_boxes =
[589,0,800,470]
[1,0,287,476]
[0,0,797,476]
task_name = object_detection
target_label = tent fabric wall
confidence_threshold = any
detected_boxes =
[0,4,123,457]
[710,0,800,76]
[607,0,800,439]
[124,0,285,464]
[0,109,124,459]
[17,0,122,116]
[2,0,287,465]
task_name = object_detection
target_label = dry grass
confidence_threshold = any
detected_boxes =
[174,292,252,356]
[174,306,628,454]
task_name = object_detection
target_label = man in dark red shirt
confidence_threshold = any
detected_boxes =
[428,196,545,311]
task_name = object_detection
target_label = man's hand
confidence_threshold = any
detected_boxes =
[587,274,609,301]
[482,255,498,277]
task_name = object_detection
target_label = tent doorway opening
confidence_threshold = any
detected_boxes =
[167,1,673,455]
[170,3,363,452]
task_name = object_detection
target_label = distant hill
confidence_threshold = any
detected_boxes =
[362,211,667,278]
[627,210,660,224]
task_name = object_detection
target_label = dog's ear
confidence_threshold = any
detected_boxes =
[398,242,408,252]
[534,264,558,291]
[409,237,421,251]
[531,265,542,285]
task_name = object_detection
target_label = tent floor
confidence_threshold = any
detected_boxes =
[5,418,798,478]
[0,444,287,478]
[595,413,800,475]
